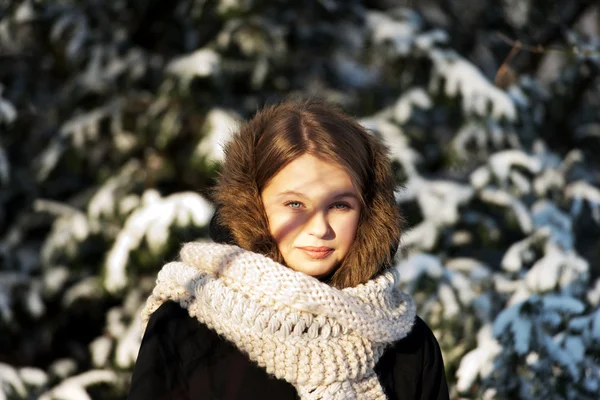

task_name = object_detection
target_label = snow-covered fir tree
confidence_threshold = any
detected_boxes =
[1,0,599,399]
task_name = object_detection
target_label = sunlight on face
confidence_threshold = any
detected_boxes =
[261,154,361,279]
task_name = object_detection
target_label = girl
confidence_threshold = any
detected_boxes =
[128,100,449,399]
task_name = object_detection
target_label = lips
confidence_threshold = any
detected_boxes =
[297,246,334,259]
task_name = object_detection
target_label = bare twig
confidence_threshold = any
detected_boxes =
[497,32,600,56]
[495,32,600,88]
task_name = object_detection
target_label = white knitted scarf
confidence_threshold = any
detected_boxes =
[141,242,416,400]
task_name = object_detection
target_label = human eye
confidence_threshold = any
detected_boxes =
[284,200,304,209]
[331,202,351,211]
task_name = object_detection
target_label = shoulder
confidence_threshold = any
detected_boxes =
[143,301,221,361]
[395,316,441,359]
[378,316,443,369]
[144,300,195,338]
[376,316,449,400]
[146,300,188,326]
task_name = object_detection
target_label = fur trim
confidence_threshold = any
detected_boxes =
[211,102,402,288]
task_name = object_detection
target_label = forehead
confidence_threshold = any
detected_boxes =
[263,154,357,197]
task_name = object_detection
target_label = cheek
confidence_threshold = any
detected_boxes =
[333,213,360,248]
[266,213,303,247]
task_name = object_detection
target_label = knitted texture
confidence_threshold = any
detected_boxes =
[141,242,416,400]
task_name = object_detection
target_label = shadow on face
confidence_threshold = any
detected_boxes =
[260,154,361,279]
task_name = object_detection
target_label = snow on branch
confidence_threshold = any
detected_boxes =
[34,100,122,182]
[366,9,448,56]
[167,48,222,82]
[566,180,600,223]
[193,108,240,165]
[0,85,17,125]
[429,49,517,121]
[470,149,542,189]
[360,117,422,177]
[38,370,119,400]
[87,160,144,221]
[103,190,214,293]
[34,200,91,267]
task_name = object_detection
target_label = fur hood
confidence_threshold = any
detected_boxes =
[210,103,403,288]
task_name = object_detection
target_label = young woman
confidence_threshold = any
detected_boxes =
[128,100,449,400]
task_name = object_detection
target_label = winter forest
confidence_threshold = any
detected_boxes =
[1,0,600,399]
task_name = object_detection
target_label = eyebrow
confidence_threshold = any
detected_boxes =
[276,190,359,201]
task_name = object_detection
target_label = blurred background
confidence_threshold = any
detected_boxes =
[1,0,599,399]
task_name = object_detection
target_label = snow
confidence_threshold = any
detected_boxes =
[104,190,214,293]
[470,165,491,189]
[115,310,143,368]
[0,146,9,185]
[167,48,221,80]
[0,363,26,398]
[541,295,585,314]
[119,194,141,216]
[564,335,585,365]
[106,308,127,338]
[4,3,600,398]
[14,1,35,22]
[366,11,419,56]
[565,181,600,223]
[19,367,48,388]
[568,315,592,332]
[25,282,45,318]
[531,201,573,250]
[195,108,240,164]
[452,123,487,161]
[393,88,432,124]
[438,283,460,318]
[543,334,580,380]
[592,309,600,341]
[492,301,521,337]
[472,293,493,321]
[0,93,17,124]
[525,247,562,292]
[396,253,444,285]
[512,315,532,355]
[414,29,448,51]
[360,118,421,177]
[63,277,103,307]
[456,325,501,392]
[488,150,541,183]
[48,359,77,380]
[509,170,531,195]
[88,161,141,220]
[558,251,589,296]
[38,370,119,400]
[538,310,561,329]
[445,258,491,282]
[333,51,379,88]
[417,178,474,225]
[588,279,600,307]
[89,336,113,368]
[480,188,533,233]
[447,271,475,304]
[399,220,439,251]
[533,169,564,196]
[429,49,517,121]
[502,234,540,272]
[36,201,91,266]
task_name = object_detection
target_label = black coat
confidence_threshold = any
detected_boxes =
[128,300,449,400]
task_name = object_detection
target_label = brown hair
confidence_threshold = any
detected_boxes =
[211,99,403,288]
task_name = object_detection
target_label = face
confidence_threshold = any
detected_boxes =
[261,154,361,279]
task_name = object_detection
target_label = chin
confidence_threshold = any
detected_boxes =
[287,259,338,279]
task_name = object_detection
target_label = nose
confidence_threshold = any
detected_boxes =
[307,211,332,238]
